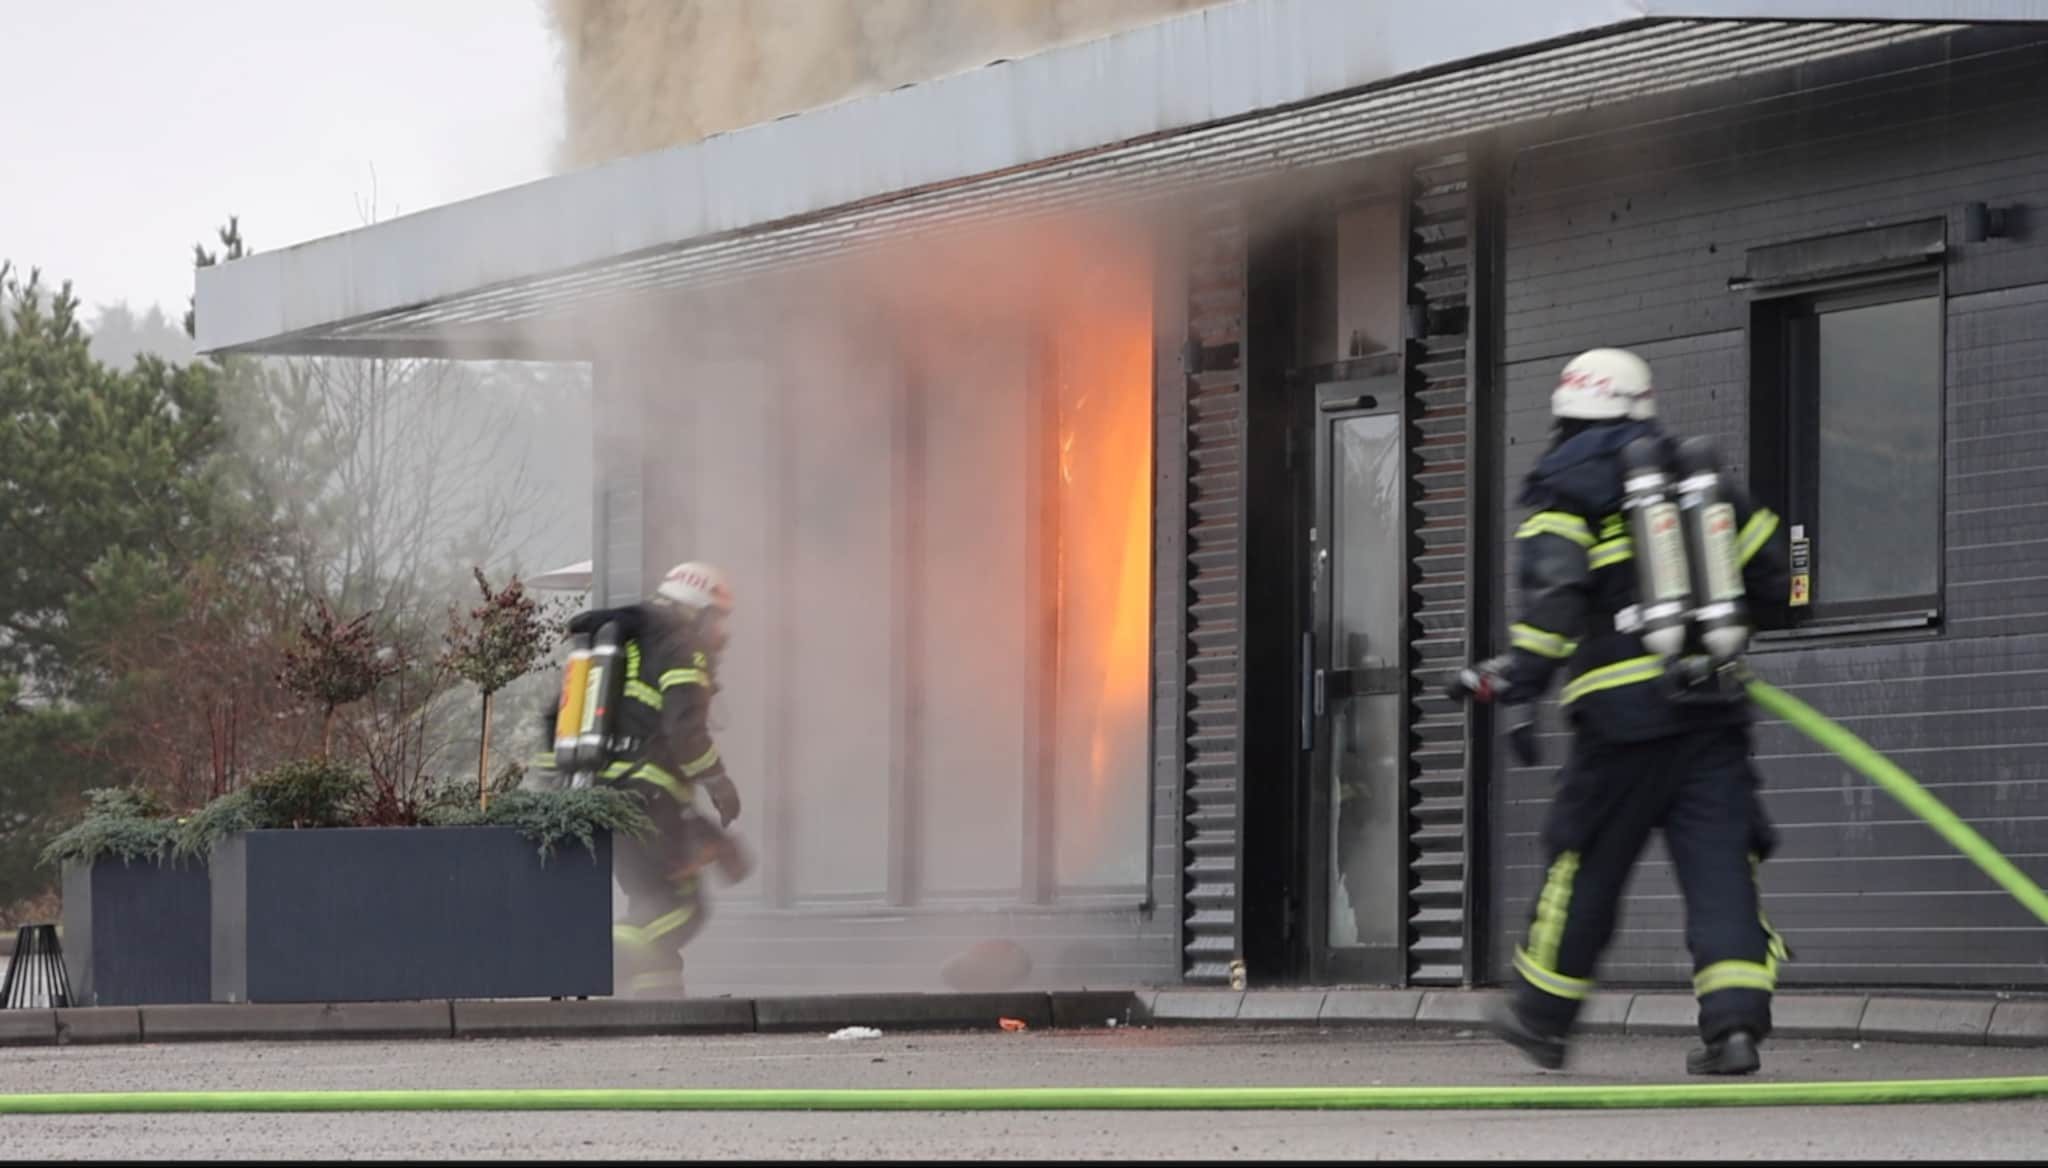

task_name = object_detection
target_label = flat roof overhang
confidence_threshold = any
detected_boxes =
[193,0,2045,361]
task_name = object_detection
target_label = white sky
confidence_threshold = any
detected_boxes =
[0,0,562,321]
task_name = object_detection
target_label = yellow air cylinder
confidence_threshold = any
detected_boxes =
[553,642,593,771]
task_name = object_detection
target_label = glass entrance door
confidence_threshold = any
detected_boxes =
[1306,378,1407,984]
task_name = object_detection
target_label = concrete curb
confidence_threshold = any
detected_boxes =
[139,1002,455,1043]
[56,1007,141,1046]
[453,998,753,1039]
[754,992,1055,1034]
[0,987,2036,1048]
[1136,987,2046,1047]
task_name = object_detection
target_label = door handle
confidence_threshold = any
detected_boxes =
[1314,668,1327,717]
[1300,634,1313,751]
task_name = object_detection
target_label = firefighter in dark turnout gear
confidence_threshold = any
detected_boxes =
[1447,348,1791,1076]
[542,561,747,997]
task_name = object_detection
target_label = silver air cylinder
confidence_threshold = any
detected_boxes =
[1620,435,1694,659]
[1674,436,1751,663]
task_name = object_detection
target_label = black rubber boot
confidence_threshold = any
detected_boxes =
[1489,998,1568,1071]
[1687,1028,1762,1076]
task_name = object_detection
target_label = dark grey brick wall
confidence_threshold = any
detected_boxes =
[1492,31,2048,989]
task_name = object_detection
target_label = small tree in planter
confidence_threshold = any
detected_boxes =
[42,788,210,1005]
[278,602,391,758]
[443,569,553,810]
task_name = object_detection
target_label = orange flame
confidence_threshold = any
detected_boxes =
[851,215,1158,888]
[1052,255,1153,875]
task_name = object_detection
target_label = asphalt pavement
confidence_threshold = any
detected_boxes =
[1,1024,2043,1159]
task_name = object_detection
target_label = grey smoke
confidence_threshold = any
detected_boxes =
[545,0,1224,170]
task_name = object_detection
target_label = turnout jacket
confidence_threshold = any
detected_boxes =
[1493,420,1790,744]
[566,603,728,799]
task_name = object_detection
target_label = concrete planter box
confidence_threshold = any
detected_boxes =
[210,826,612,1004]
[60,857,213,1006]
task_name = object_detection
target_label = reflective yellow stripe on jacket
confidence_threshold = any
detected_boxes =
[1589,537,1632,570]
[1517,511,1594,548]
[1560,655,1666,706]
[1512,623,1578,660]
[603,759,688,802]
[624,641,663,709]
[1738,508,1780,566]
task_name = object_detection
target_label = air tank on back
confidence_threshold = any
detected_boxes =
[1674,436,1752,664]
[1620,434,1694,659]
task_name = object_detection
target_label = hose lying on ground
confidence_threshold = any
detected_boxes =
[1,1078,2047,1113]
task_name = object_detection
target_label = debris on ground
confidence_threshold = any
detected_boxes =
[828,1026,883,1041]
[999,1017,1028,1032]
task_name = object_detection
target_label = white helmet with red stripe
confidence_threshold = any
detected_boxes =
[1552,347,1655,421]
[655,561,734,614]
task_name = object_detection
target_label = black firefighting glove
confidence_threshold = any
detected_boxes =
[705,775,741,828]
[1504,712,1542,769]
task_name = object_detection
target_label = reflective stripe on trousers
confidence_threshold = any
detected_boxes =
[1517,852,1587,1000]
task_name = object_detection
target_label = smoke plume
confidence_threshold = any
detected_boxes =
[533,2,1215,994]
[545,0,1224,169]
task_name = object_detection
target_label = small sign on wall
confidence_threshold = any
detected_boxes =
[1789,525,1811,607]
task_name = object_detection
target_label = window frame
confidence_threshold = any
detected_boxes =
[1747,266,1948,641]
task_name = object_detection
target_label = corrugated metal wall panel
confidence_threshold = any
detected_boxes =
[1153,226,1194,952]
[1405,154,1477,985]
[1182,198,1249,985]
[1493,30,2048,988]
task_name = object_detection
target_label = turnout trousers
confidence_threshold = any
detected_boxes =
[1509,721,1788,1045]
[608,766,726,997]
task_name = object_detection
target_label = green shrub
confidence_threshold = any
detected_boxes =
[170,787,258,859]
[173,757,369,857]
[420,779,651,861]
[171,760,651,864]
[418,775,488,828]
[40,788,180,869]
[473,785,655,862]
[246,757,366,829]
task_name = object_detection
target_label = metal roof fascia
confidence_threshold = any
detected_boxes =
[193,0,1658,354]
[303,20,1968,347]
[1644,0,2048,20]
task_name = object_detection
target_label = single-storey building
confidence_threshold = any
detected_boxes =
[196,0,2048,996]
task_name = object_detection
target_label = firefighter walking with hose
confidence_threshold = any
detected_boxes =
[1446,347,1790,1076]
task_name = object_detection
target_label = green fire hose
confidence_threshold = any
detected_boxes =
[0,1078,2045,1113]
[0,677,2038,1117]
[1744,677,2048,927]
